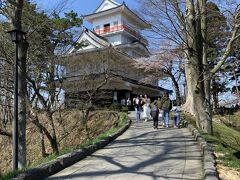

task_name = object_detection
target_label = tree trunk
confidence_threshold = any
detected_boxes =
[31,114,59,154]
[33,115,48,157]
[184,0,212,134]
[233,70,240,104]
[35,122,58,154]
[49,137,59,154]
[82,108,91,139]
[193,79,212,133]
[169,74,181,105]
[182,60,195,115]
[186,51,212,132]
[200,0,213,134]
[212,92,219,112]
[40,129,47,157]
[46,112,59,154]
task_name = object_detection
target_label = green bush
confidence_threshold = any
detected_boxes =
[121,106,129,112]
[109,103,122,111]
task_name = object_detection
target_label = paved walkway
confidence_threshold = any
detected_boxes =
[47,113,203,180]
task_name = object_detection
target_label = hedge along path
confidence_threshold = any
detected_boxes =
[47,115,203,180]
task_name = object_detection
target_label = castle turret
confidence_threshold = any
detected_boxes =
[83,0,150,57]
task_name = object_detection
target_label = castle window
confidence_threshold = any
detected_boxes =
[104,23,110,33]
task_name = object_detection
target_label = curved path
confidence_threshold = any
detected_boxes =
[48,114,203,180]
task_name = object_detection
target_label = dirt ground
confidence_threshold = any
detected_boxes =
[0,110,119,175]
[218,165,240,180]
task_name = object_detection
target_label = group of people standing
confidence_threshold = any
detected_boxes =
[133,93,181,129]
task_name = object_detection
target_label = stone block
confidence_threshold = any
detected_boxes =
[95,139,109,148]
[57,150,87,168]
[84,144,98,154]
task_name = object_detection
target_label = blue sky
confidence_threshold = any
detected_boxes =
[35,0,139,29]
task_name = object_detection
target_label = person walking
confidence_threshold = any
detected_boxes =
[159,93,171,128]
[126,97,132,110]
[172,101,181,128]
[133,95,141,122]
[157,97,163,125]
[150,100,159,129]
[142,94,151,122]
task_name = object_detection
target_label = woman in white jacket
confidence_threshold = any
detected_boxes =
[142,94,151,121]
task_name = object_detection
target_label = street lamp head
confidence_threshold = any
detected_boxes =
[7,29,26,43]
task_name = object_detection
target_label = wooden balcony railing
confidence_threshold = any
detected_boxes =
[94,24,148,46]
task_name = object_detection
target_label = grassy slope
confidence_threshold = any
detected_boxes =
[213,111,240,131]
[182,113,240,170]
[0,111,128,179]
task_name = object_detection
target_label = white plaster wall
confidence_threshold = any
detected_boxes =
[105,34,122,45]
[96,0,119,12]
[92,13,122,30]
[98,2,115,12]
[105,34,134,46]
[91,13,142,45]
[77,44,96,51]
[92,13,133,45]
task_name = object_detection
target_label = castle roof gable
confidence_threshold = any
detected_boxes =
[95,0,120,13]
[68,28,110,54]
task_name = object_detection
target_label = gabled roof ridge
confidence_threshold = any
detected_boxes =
[94,0,121,13]
[87,28,109,44]
[66,27,110,54]
[84,28,110,47]
[85,29,110,47]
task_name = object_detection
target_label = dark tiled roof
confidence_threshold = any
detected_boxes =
[119,74,172,93]
[64,72,172,93]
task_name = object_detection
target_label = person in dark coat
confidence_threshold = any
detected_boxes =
[150,100,159,129]
[133,95,141,121]
[158,93,171,127]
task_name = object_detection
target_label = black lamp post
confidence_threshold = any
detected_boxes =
[7,29,26,171]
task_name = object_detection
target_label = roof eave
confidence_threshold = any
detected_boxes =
[84,4,151,29]
[83,5,122,22]
[122,3,151,29]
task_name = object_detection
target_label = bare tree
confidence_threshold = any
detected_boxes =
[135,47,184,105]
[138,0,240,134]
[0,0,82,157]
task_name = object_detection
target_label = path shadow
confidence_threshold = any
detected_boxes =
[47,120,202,180]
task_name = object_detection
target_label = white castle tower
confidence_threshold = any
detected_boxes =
[69,0,150,58]
[64,0,171,107]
